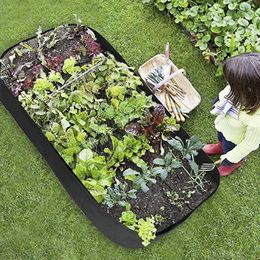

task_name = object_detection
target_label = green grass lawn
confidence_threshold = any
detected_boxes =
[0,1,259,259]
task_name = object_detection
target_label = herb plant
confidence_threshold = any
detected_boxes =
[154,214,166,225]
[166,191,184,209]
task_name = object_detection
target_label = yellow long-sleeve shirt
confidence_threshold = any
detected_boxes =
[212,86,260,163]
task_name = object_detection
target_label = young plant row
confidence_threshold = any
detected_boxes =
[143,0,260,75]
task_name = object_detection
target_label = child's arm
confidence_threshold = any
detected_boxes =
[211,85,230,108]
[220,116,260,163]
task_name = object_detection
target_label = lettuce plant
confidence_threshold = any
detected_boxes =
[119,204,157,246]
[104,134,151,168]
[119,203,137,230]
[137,217,157,246]
[125,105,178,146]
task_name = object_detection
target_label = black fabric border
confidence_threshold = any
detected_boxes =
[0,24,220,248]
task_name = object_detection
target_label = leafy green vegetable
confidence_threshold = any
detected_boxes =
[167,135,204,161]
[102,182,137,208]
[166,135,204,175]
[137,217,157,246]
[130,166,157,192]
[74,151,116,202]
[119,205,157,246]
[33,77,54,92]
[119,203,137,231]
[104,134,151,168]
[48,71,65,84]
[152,151,183,180]
[62,57,81,75]
[106,85,127,100]
[122,167,153,192]
[99,91,154,128]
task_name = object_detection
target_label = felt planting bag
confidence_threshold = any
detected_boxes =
[0,24,220,248]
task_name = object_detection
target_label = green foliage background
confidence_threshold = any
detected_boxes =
[0,0,259,259]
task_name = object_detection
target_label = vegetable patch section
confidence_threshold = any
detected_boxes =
[0,24,219,248]
[143,0,260,75]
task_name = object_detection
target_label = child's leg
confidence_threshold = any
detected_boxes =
[217,131,236,154]
[217,131,236,166]
[203,132,223,155]
[217,132,243,176]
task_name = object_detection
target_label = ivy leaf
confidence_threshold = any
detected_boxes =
[239,2,251,11]
[238,18,249,27]
[214,36,224,47]
[210,26,221,34]
[195,40,208,51]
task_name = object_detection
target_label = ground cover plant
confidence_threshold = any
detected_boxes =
[143,0,260,74]
[0,21,218,246]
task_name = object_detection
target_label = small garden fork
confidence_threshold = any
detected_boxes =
[200,159,221,172]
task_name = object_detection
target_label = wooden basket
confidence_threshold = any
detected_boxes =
[138,54,201,115]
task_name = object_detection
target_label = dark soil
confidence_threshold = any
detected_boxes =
[103,140,218,234]
[0,25,94,95]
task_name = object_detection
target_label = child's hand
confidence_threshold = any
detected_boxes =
[215,159,222,165]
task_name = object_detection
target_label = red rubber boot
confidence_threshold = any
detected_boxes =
[203,141,223,155]
[218,162,242,176]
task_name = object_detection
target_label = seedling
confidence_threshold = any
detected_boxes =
[166,191,183,209]
[152,151,183,180]
[102,181,137,208]
[154,214,166,225]
[123,166,157,193]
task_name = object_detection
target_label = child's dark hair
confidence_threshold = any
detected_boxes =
[223,52,260,114]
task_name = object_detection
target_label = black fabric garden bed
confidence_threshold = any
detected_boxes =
[0,24,220,248]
